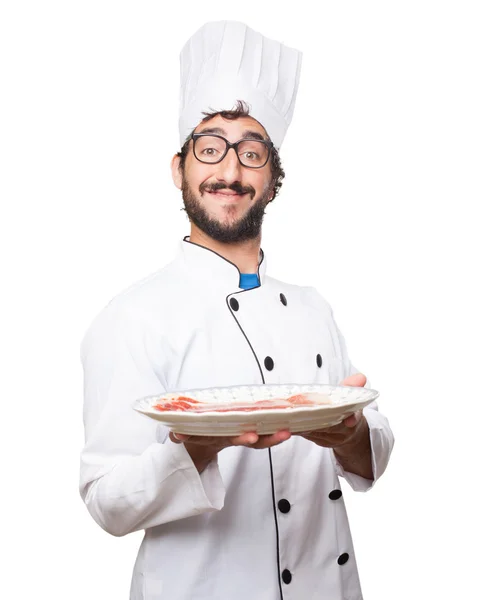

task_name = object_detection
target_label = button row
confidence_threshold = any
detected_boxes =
[277,492,348,586]
[228,298,325,374]
[261,354,322,372]
[278,491,341,512]
[229,294,289,313]
[281,553,349,586]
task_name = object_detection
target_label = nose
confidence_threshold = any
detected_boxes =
[215,147,242,184]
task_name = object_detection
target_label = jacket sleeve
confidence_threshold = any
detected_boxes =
[79,302,225,537]
[319,292,395,492]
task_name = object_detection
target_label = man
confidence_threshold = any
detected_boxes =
[80,21,394,600]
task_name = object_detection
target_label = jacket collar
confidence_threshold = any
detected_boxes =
[177,236,267,293]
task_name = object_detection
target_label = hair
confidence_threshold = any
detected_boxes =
[176,100,285,201]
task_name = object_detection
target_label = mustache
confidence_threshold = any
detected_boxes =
[199,181,256,198]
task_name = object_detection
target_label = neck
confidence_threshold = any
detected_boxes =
[189,225,262,274]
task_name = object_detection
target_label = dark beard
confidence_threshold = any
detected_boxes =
[181,179,271,243]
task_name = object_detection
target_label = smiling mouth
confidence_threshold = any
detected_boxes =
[206,190,248,199]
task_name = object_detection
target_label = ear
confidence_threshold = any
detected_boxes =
[267,183,275,203]
[171,154,183,190]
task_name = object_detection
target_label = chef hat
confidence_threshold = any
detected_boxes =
[178,20,302,150]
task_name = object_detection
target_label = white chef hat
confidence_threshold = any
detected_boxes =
[178,20,302,150]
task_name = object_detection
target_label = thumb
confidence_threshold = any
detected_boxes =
[340,373,367,387]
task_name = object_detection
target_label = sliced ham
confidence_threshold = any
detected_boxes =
[153,392,332,413]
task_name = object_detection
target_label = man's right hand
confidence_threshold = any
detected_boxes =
[169,430,291,473]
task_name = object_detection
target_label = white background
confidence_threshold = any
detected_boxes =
[1,1,478,598]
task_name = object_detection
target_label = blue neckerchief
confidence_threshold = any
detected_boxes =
[239,273,260,290]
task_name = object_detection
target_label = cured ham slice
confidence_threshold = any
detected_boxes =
[153,392,332,413]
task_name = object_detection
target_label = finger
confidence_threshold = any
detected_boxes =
[340,373,367,388]
[230,432,260,446]
[231,430,291,446]
[295,421,347,437]
[173,433,259,447]
[235,431,259,446]
[343,411,362,428]
[249,430,292,449]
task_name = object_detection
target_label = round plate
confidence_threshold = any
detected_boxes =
[133,383,379,436]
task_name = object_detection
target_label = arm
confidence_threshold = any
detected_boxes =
[332,396,394,491]
[332,407,374,481]
[299,373,374,480]
[79,303,226,537]
[304,290,395,491]
[329,309,395,491]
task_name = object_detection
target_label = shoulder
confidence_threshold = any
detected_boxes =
[80,260,181,355]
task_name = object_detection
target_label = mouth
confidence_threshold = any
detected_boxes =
[206,190,248,200]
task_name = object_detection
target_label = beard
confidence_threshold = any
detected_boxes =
[181,177,272,243]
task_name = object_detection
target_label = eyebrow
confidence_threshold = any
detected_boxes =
[196,127,267,141]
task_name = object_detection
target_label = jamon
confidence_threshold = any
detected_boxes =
[153,392,332,413]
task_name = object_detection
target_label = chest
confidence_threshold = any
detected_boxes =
[149,285,339,392]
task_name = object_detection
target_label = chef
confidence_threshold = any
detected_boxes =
[80,20,394,600]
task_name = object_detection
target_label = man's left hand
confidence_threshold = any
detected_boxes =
[295,373,373,480]
[296,373,367,448]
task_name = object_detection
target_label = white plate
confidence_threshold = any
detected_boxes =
[133,383,379,436]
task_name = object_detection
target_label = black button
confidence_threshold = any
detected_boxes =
[264,356,274,371]
[337,553,349,565]
[329,490,342,500]
[280,293,287,306]
[229,298,239,311]
[316,354,323,368]
[278,499,291,513]
[282,569,292,584]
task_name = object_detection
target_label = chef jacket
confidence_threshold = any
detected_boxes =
[80,237,394,600]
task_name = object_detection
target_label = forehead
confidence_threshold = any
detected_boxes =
[194,115,269,140]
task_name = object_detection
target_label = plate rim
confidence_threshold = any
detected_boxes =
[133,383,379,419]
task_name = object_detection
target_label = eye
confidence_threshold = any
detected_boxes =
[201,147,220,156]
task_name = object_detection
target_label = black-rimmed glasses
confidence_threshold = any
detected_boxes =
[192,133,273,169]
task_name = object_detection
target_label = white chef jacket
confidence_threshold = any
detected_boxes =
[80,237,394,600]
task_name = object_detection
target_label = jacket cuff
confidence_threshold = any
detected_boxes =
[165,438,226,512]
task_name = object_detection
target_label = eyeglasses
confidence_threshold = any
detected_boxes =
[191,133,273,169]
